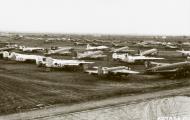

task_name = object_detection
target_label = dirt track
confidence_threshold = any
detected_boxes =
[1,85,190,120]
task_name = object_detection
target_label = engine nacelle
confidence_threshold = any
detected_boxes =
[2,51,9,58]
[36,56,47,67]
[123,56,135,63]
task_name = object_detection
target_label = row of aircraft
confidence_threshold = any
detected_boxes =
[1,42,190,78]
[135,41,180,49]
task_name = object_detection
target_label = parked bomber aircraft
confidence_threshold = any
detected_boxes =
[112,53,164,64]
[74,50,107,59]
[111,46,134,53]
[137,48,158,56]
[176,49,190,57]
[86,44,109,51]
[162,42,178,49]
[182,42,190,46]
[145,41,162,45]
[7,52,45,64]
[45,47,73,55]
[74,42,86,46]
[0,42,18,47]
[111,42,125,47]
[136,42,150,48]
[37,57,94,71]
[145,61,190,78]
[0,46,16,52]
[164,44,178,49]
[19,46,45,52]
[85,66,139,77]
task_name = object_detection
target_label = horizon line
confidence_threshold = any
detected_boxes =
[0,30,190,37]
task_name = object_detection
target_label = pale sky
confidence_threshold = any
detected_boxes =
[0,0,189,35]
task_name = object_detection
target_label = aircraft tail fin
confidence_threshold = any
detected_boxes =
[112,53,118,59]
[144,61,151,69]
[44,48,49,54]
[187,56,190,61]
[98,66,103,75]
[73,51,78,57]
[125,53,129,57]
[19,45,25,50]
[138,49,142,56]
[45,57,54,67]
[36,56,45,67]
[87,44,91,49]
[2,51,9,58]
[8,52,16,60]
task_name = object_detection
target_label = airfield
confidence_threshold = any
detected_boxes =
[0,34,190,118]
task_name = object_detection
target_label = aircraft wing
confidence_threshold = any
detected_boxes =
[79,61,94,64]
[149,61,170,66]
[65,62,94,66]
[150,69,179,74]
[47,47,72,54]
[91,54,107,58]
[134,57,164,61]
[0,47,15,51]
[166,45,177,49]
[63,63,81,66]
[85,70,98,74]
[121,49,135,52]
[113,49,135,53]
[58,47,72,51]
[34,48,44,50]
[23,48,44,52]
[111,69,139,74]
[176,50,185,53]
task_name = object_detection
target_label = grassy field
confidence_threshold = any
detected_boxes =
[0,35,190,115]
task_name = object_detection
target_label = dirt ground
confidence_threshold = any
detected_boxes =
[0,36,190,115]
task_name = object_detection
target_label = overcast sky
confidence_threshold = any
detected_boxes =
[0,0,189,35]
